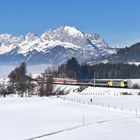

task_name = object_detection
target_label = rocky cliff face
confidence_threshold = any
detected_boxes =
[0,26,116,65]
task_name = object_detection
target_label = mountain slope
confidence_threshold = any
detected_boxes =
[108,43,140,63]
[0,26,116,65]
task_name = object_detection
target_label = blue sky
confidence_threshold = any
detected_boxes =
[0,0,140,47]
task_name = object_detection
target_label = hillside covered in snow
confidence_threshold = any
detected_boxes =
[0,26,116,65]
[0,84,140,140]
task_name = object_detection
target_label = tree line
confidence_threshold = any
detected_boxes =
[51,57,140,79]
[37,71,54,96]
[1,58,140,97]
[0,62,36,97]
[0,62,55,97]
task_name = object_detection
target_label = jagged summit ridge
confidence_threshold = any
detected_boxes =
[0,26,115,64]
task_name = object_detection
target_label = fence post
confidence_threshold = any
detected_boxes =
[108,104,109,108]
[83,115,85,125]
[135,109,137,116]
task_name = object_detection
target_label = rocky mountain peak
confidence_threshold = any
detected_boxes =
[61,26,84,38]
[93,33,101,40]
[25,32,38,41]
[0,26,115,65]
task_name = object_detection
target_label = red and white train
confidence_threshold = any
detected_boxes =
[53,78,77,84]
[36,78,128,88]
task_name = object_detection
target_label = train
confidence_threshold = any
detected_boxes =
[37,78,128,88]
[77,79,128,88]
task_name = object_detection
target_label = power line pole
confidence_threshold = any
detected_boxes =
[94,71,96,87]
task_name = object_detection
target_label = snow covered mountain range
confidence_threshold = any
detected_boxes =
[0,26,116,65]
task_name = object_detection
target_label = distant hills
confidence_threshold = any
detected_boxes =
[108,43,140,64]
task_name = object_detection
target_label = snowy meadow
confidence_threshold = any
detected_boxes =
[0,85,140,140]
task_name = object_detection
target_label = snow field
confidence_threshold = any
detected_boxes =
[0,85,140,140]
[0,97,88,140]
[0,96,139,140]
[57,85,140,114]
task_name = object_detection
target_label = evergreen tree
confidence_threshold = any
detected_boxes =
[8,62,35,97]
[38,70,54,96]
[66,57,80,79]
[47,57,140,80]
[45,76,54,96]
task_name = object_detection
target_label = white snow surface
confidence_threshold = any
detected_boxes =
[0,85,140,140]
[127,62,140,65]
[63,26,84,38]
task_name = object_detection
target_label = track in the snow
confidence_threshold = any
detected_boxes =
[26,116,136,140]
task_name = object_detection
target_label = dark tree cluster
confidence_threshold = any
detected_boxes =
[6,62,36,97]
[8,62,27,82]
[110,42,140,63]
[53,57,140,79]
[0,83,14,97]
[57,57,80,79]
[38,70,54,96]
